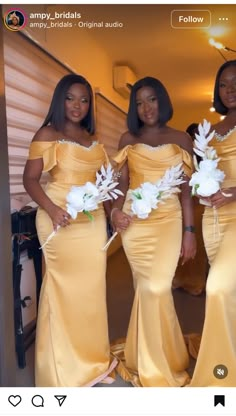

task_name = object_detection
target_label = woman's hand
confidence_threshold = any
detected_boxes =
[208,188,235,209]
[195,188,235,209]
[194,195,212,206]
[180,231,197,265]
[47,204,71,230]
[111,208,132,233]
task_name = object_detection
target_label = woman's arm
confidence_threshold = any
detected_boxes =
[23,156,70,231]
[180,176,197,265]
[110,161,132,233]
[107,133,133,233]
[178,133,197,264]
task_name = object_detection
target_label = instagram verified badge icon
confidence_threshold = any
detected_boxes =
[3,8,27,31]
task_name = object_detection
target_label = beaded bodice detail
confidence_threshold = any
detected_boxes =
[139,143,170,152]
[57,139,98,150]
[215,126,236,142]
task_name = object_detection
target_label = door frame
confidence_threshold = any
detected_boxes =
[0,7,17,386]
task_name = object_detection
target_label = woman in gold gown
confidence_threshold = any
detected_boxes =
[23,74,116,387]
[110,77,196,386]
[190,60,236,386]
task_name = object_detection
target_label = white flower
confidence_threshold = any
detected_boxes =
[131,198,152,219]
[128,164,184,219]
[83,181,99,197]
[65,183,99,217]
[199,159,218,171]
[66,187,85,216]
[102,164,184,251]
[196,178,221,197]
[190,172,221,196]
[140,182,159,209]
[96,163,123,201]
[194,119,215,157]
[199,160,225,181]
[40,163,123,249]
[190,120,225,198]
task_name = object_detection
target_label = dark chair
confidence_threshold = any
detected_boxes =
[11,207,42,368]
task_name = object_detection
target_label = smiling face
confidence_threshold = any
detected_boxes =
[11,17,19,25]
[136,86,159,126]
[219,65,236,113]
[64,83,90,124]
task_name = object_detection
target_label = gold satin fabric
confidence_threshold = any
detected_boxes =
[172,200,208,295]
[112,143,193,386]
[28,140,116,387]
[190,130,236,387]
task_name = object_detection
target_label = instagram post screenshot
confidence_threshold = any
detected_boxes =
[0,1,236,415]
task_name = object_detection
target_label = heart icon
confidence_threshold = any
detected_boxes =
[8,395,22,407]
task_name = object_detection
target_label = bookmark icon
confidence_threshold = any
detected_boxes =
[214,395,225,407]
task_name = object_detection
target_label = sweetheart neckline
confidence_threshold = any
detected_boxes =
[57,139,98,150]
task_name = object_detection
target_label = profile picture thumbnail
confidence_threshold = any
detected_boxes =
[4,9,27,32]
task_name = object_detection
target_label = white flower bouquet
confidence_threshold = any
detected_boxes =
[189,119,225,199]
[102,163,184,251]
[128,163,185,218]
[40,164,123,249]
[189,119,232,238]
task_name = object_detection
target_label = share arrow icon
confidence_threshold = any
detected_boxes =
[54,395,67,407]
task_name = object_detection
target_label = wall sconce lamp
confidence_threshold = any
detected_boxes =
[209,38,236,61]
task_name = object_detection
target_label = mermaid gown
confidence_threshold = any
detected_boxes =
[28,140,116,387]
[190,128,236,386]
[112,143,193,386]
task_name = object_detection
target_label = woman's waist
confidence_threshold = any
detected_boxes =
[49,171,96,184]
[222,179,236,188]
[204,200,236,218]
[129,174,167,189]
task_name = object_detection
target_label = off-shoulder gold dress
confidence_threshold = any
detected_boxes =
[112,143,193,387]
[190,128,236,387]
[28,140,117,387]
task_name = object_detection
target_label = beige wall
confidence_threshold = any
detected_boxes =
[2,4,222,129]
[46,27,129,113]
[7,5,130,114]
[171,103,221,132]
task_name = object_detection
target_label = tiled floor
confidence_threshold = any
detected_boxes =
[16,247,205,387]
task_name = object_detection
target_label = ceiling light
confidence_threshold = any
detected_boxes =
[208,38,236,61]
[209,38,224,50]
[208,26,228,37]
[209,38,236,53]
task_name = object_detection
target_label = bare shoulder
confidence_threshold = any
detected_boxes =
[211,121,225,133]
[32,126,58,142]
[168,127,193,155]
[118,131,135,150]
